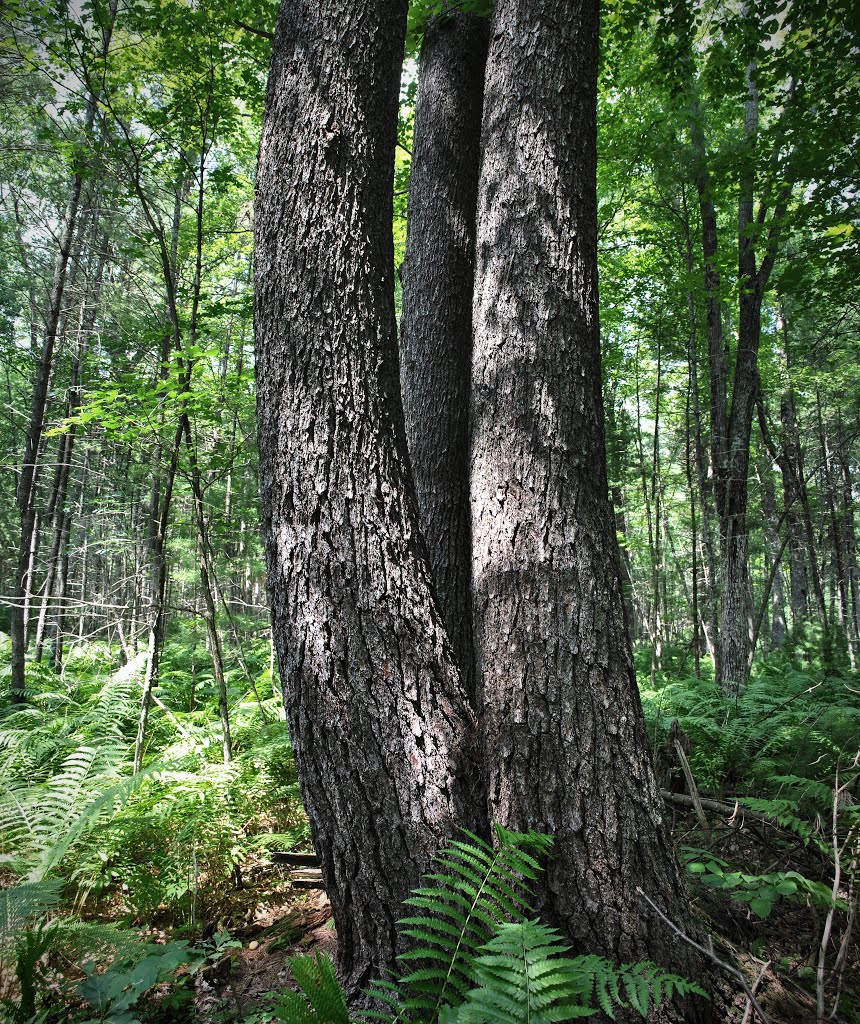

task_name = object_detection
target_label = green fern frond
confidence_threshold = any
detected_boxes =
[273,951,349,1024]
[448,920,595,1023]
[360,826,552,1024]
[0,880,63,948]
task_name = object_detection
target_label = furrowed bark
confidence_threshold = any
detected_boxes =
[469,0,716,1015]
[400,11,489,700]
[255,0,480,993]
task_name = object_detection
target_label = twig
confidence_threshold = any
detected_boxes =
[818,764,860,1022]
[232,19,274,41]
[741,960,771,1024]
[660,789,780,828]
[673,733,710,838]
[636,887,770,1024]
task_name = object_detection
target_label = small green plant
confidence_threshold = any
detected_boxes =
[441,919,703,1023]
[77,939,197,1023]
[273,951,350,1024]
[277,827,708,1024]
[682,848,841,919]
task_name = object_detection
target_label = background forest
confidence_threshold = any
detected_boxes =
[0,0,858,1022]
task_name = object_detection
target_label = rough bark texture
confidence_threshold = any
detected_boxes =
[400,12,489,700]
[469,0,716,1014]
[255,0,479,994]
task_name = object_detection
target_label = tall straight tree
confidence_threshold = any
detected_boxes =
[8,0,118,701]
[400,10,489,698]
[254,0,479,994]
[469,0,714,1006]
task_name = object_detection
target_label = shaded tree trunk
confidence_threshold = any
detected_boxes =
[816,394,852,666]
[133,419,183,774]
[255,0,480,994]
[469,0,716,1013]
[837,415,860,657]
[183,415,233,763]
[399,10,489,700]
[681,182,720,671]
[757,461,787,650]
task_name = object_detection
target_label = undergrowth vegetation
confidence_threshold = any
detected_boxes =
[640,643,859,1020]
[0,630,857,1022]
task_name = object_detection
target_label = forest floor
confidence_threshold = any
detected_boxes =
[189,866,335,1023]
[1,639,857,1022]
[179,833,832,1023]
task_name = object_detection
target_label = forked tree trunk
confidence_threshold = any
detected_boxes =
[255,0,479,994]
[469,0,716,1013]
[399,10,488,699]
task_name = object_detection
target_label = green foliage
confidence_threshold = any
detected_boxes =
[439,919,594,1023]
[77,939,196,1023]
[0,648,306,1019]
[445,919,706,1023]
[273,952,350,1024]
[261,828,706,1024]
[357,827,705,1024]
[640,658,859,797]
[362,825,551,1021]
[681,849,841,920]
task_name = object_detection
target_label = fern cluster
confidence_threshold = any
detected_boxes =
[640,655,860,799]
[349,826,706,1024]
[0,630,310,1019]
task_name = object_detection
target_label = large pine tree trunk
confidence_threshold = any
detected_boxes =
[399,11,488,699]
[255,0,479,994]
[469,0,715,1010]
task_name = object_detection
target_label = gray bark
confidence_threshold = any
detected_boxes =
[255,0,479,994]
[469,0,716,1013]
[400,11,489,700]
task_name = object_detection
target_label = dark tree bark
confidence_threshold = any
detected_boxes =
[687,55,792,691]
[778,343,811,628]
[837,414,860,658]
[469,0,716,1012]
[816,395,852,664]
[681,183,720,668]
[399,11,489,700]
[255,0,479,994]
[757,461,787,650]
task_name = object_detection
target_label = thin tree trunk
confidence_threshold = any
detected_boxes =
[133,419,183,774]
[607,393,636,641]
[681,183,720,671]
[686,381,701,676]
[816,393,852,665]
[837,414,860,655]
[255,0,480,993]
[399,10,488,700]
[635,349,661,684]
[757,461,787,650]
[8,0,118,701]
[182,416,232,763]
[779,326,811,627]
[469,1,717,1011]
[35,229,107,663]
